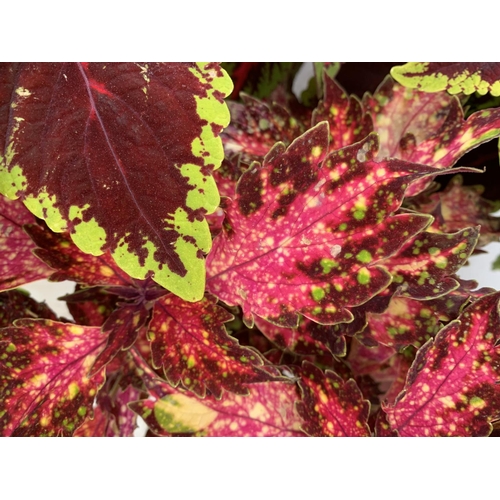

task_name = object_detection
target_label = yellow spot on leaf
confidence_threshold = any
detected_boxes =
[68,382,80,400]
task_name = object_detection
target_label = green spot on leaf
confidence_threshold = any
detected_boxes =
[356,250,372,264]
[357,268,371,285]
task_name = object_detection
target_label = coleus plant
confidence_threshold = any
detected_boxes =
[1,62,500,437]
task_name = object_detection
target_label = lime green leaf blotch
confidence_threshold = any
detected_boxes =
[0,163,28,199]
[154,394,217,433]
[112,224,207,302]
[391,63,449,93]
[23,191,66,233]
[180,163,220,213]
[356,250,372,264]
[69,205,107,255]
[392,62,500,97]
[190,63,233,169]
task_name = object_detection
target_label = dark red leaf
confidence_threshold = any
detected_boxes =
[0,63,232,301]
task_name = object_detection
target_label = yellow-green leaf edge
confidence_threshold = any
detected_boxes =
[391,62,500,97]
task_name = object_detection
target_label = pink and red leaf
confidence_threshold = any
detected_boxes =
[383,292,500,436]
[207,124,442,327]
[148,293,274,398]
[297,361,371,436]
[0,319,106,436]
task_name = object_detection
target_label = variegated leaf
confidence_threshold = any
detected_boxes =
[0,319,106,436]
[130,381,304,437]
[207,124,442,327]
[380,226,479,300]
[0,197,51,291]
[63,286,119,327]
[90,304,151,376]
[383,292,500,436]
[391,62,500,96]
[296,361,371,436]
[0,289,57,326]
[148,293,273,398]
[364,77,500,195]
[254,315,346,357]
[222,95,304,164]
[411,175,500,248]
[24,222,133,286]
[312,73,373,151]
[0,63,232,302]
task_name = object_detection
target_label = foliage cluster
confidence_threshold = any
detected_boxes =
[1,62,500,436]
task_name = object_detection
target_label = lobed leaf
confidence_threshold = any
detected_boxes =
[383,292,500,436]
[75,384,143,437]
[222,94,305,164]
[391,62,500,96]
[359,295,446,350]
[148,293,274,398]
[312,73,373,151]
[0,319,106,436]
[380,226,479,300]
[410,175,500,248]
[296,361,371,436]
[207,124,443,327]
[89,303,151,376]
[0,63,232,302]
[364,77,500,196]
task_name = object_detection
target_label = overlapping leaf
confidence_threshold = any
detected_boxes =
[254,315,346,357]
[0,63,232,302]
[383,292,500,436]
[380,226,479,300]
[207,124,445,327]
[131,381,304,437]
[358,296,446,350]
[312,73,373,151]
[0,319,106,436]
[75,365,143,438]
[0,196,52,291]
[0,289,58,327]
[296,361,371,436]
[391,62,500,96]
[24,222,133,286]
[63,286,120,327]
[410,175,500,248]
[357,277,495,352]
[363,77,500,195]
[90,303,151,376]
[222,95,304,164]
[148,293,274,398]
